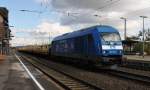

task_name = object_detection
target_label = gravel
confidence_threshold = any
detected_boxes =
[22,53,150,90]
[30,56,150,90]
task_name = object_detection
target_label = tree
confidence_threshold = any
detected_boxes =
[138,29,150,41]
[145,29,150,41]
[128,29,150,55]
[126,36,139,41]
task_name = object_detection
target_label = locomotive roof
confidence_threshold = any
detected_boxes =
[53,25,118,41]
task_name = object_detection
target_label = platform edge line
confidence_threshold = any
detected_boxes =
[15,54,45,90]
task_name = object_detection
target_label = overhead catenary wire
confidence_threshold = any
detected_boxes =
[20,10,43,14]
[96,0,121,10]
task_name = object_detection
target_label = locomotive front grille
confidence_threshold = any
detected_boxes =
[102,57,122,64]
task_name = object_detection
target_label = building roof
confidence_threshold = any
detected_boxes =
[0,7,8,22]
[122,40,139,45]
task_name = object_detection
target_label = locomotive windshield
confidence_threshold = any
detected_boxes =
[100,32,121,42]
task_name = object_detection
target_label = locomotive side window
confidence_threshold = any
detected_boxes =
[74,36,84,53]
[74,34,95,55]
[87,34,95,55]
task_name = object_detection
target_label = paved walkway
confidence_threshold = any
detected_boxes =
[126,55,150,62]
[0,53,38,90]
[0,51,62,90]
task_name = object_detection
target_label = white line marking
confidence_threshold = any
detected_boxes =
[15,54,45,90]
[102,45,123,50]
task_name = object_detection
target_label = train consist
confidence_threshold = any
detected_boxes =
[18,25,123,66]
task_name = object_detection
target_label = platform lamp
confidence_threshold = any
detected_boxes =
[140,16,148,58]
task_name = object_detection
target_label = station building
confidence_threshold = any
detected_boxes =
[0,7,11,54]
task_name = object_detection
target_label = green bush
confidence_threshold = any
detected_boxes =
[145,43,150,55]
[133,42,150,55]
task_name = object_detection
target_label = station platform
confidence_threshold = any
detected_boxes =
[0,53,39,90]
[124,55,150,70]
[126,55,150,62]
[0,52,61,90]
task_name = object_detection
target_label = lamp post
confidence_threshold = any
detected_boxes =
[120,17,127,40]
[140,16,148,58]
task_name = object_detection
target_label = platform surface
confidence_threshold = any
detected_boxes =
[0,53,39,90]
[0,51,62,90]
[126,55,150,61]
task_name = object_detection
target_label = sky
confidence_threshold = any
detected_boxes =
[1,0,150,46]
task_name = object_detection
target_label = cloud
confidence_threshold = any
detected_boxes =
[11,21,72,46]
[51,0,120,10]
[35,0,50,4]
[117,20,141,37]
[49,0,150,38]
[12,0,150,46]
[36,0,150,25]
[47,0,150,29]
[10,37,35,46]
[31,21,72,37]
[51,0,150,11]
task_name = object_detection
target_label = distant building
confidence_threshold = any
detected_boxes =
[0,7,11,54]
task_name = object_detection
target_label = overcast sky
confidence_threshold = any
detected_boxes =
[1,0,150,46]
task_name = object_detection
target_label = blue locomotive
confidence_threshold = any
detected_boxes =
[51,25,123,65]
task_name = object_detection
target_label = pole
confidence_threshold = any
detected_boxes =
[49,32,50,44]
[120,17,127,40]
[142,17,145,58]
[140,16,148,58]
[124,19,127,40]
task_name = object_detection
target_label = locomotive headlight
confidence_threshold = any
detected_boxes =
[103,50,106,54]
[119,50,122,54]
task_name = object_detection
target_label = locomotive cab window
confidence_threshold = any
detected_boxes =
[100,32,121,42]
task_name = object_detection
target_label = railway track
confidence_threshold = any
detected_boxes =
[18,52,150,90]
[106,69,150,85]
[19,54,102,90]
[122,61,150,71]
